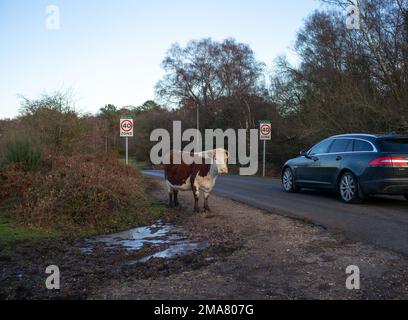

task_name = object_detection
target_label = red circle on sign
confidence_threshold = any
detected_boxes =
[121,120,133,132]
[260,124,271,135]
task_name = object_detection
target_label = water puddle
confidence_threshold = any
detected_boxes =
[81,220,208,264]
[134,241,209,265]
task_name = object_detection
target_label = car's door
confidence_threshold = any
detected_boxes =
[294,156,319,184]
[294,139,333,186]
[318,139,353,187]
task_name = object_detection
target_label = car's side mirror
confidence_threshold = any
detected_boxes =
[300,150,312,159]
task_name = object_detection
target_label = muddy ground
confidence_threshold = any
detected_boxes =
[1,180,408,300]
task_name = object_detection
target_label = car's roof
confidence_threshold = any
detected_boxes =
[331,133,408,140]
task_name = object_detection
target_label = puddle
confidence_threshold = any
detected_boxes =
[82,220,209,264]
[133,241,209,265]
[80,247,94,254]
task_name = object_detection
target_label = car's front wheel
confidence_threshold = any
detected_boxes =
[404,195,408,201]
[282,167,300,193]
[339,172,361,204]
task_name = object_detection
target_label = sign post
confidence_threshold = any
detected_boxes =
[126,136,129,165]
[259,121,272,177]
[120,116,134,165]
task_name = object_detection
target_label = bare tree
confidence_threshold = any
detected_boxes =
[271,0,408,147]
[155,38,265,131]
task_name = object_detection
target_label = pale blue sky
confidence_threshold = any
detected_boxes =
[0,0,322,119]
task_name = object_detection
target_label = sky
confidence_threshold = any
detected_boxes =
[0,0,323,119]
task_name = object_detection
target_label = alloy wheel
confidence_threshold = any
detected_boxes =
[283,168,293,192]
[340,174,357,202]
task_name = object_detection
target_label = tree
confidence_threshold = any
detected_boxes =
[18,91,85,155]
[99,104,118,153]
[271,0,408,149]
[155,38,265,131]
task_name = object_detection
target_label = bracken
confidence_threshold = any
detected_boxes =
[0,154,157,233]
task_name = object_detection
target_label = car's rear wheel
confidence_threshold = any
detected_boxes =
[282,167,300,193]
[339,172,361,204]
[404,195,408,201]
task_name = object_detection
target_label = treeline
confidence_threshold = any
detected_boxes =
[0,92,163,233]
[139,0,408,170]
[1,0,407,173]
[272,0,408,145]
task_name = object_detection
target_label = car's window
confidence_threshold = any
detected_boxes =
[309,139,333,155]
[345,140,353,152]
[353,139,374,152]
[329,139,352,153]
[378,139,408,153]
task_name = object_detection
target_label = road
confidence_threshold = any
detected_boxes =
[143,170,408,256]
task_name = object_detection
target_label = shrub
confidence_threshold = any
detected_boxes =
[8,154,159,233]
[19,92,88,156]
[1,138,42,172]
[0,165,34,203]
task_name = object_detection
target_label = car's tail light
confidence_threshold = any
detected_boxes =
[370,156,408,167]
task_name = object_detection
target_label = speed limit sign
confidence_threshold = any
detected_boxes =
[120,116,134,165]
[259,120,271,177]
[259,121,271,141]
[120,118,134,137]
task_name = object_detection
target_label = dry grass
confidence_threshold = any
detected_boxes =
[0,154,164,234]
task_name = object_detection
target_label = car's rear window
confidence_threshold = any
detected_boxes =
[353,140,374,152]
[379,139,408,153]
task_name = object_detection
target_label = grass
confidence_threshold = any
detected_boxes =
[113,196,165,229]
[0,203,60,244]
[0,155,167,248]
[0,216,55,243]
[0,210,60,258]
[0,215,62,257]
[1,138,42,172]
[0,193,167,247]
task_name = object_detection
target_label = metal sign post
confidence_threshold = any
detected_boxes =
[263,140,266,177]
[259,121,272,177]
[126,136,129,165]
[120,116,134,165]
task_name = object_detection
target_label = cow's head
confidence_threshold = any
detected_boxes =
[211,148,229,175]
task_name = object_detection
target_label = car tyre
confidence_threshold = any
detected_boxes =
[282,167,300,193]
[404,195,408,201]
[339,172,362,204]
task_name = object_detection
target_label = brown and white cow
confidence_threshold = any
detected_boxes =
[164,149,229,213]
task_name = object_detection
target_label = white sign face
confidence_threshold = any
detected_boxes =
[120,118,134,137]
[259,122,271,141]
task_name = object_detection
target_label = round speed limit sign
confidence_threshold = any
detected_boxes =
[259,122,271,140]
[120,118,134,137]
[261,124,271,135]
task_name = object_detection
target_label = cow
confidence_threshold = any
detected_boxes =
[164,149,229,213]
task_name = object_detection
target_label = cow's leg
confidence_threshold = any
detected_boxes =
[168,192,174,208]
[166,182,174,208]
[173,190,179,207]
[192,186,200,213]
[204,192,211,212]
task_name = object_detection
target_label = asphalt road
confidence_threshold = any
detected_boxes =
[143,170,408,256]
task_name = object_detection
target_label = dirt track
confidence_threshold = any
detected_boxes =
[92,185,408,300]
[2,181,408,300]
